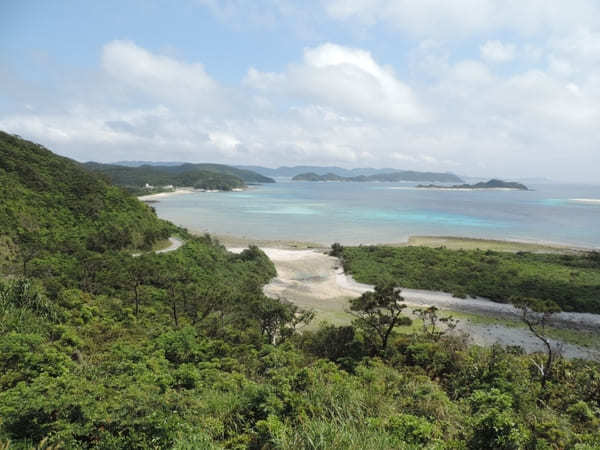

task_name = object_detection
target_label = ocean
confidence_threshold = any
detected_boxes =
[151,180,600,249]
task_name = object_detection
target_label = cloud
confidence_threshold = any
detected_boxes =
[324,0,600,38]
[1,35,600,181]
[245,43,427,123]
[480,40,515,63]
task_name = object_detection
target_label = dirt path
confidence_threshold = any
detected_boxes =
[155,237,183,254]
[132,237,184,257]
[229,246,600,360]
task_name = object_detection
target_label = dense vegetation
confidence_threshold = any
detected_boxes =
[292,171,463,183]
[84,162,274,193]
[417,179,529,190]
[83,163,249,193]
[0,132,176,272]
[1,133,599,448]
[340,245,600,313]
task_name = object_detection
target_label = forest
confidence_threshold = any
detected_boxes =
[340,245,600,314]
[0,133,599,449]
[84,162,274,193]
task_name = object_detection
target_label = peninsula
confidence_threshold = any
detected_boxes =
[417,179,529,190]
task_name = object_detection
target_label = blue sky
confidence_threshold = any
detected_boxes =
[1,1,600,181]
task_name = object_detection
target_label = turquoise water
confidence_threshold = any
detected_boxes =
[152,181,600,248]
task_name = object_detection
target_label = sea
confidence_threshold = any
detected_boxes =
[151,180,600,249]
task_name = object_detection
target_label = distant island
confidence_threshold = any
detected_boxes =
[292,171,463,183]
[416,179,529,190]
[236,164,463,182]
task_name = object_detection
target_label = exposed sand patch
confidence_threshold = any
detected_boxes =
[138,188,196,201]
[571,198,600,205]
[229,246,600,360]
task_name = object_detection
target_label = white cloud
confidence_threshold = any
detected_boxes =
[480,40,515,63]
[246,43,427,123]
[101,40,224,111]
[2,36,600,181]
[324,0,600,37]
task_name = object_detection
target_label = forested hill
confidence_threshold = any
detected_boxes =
[83,162,247,192]
[0,132,176,267]
[86,161,275,190]
[292,171,463,183]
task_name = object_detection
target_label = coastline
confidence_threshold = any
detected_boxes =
[199,231,592,254]
[138,186,245,201]
[138,188,196,201]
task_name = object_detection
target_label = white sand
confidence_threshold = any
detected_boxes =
[138,188,196,201]
[227,245,600,360]
[570,198,600,204]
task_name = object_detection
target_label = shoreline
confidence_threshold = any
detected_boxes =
[199,231,593,254]
[138,186,246,201]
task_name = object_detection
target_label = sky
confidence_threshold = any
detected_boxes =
[1,1,600,182]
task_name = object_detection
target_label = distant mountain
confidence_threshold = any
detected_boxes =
[236,165,463,182]
[291,170,463,183]
[417,179,529,190]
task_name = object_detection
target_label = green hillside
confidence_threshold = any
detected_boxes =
[177,163,275,184]
[0,132,176,266]
[83,162,247,193]
[84,161,274,193]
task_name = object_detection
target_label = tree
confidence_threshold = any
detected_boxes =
[183,284,228,325]
[348,282,411,354]
[414,306,458,341]
[15,230,46,277]
[252,295,314,345]
[124,255,154,316]
[511,296,562,387]
[329,242,344,258]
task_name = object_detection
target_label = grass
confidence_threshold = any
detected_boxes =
[403,236,583,253]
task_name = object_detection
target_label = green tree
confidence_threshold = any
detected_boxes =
[252,295,314,345]
[348,283,411,354]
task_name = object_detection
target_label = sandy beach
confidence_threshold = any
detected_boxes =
[228,245,600,360]
[138,188,197,201]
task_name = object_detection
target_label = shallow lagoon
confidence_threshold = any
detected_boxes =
[152,180,600,248]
